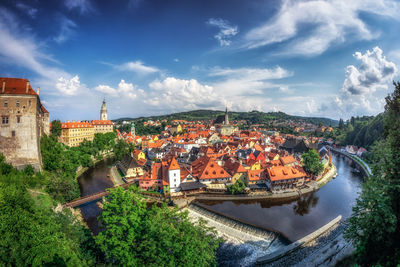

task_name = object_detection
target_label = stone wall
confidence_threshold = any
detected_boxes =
[0,95,42,169]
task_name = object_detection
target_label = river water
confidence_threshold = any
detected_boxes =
[196,153,364,242]
[78,153,364,264]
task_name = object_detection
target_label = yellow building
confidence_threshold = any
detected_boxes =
[177,124,182,133]
[91,120,113,134]
[61,121,94,147]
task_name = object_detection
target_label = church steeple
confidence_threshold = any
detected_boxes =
[100,98,107,120]
[224,106,229,125]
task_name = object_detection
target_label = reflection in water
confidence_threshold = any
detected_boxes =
[293,193,319,216]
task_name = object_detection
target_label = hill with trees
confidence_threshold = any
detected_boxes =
[114,109,338,127]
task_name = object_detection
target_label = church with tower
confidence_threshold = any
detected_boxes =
[217,107,239,136]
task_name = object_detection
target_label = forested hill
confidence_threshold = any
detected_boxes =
[115,110,338,127]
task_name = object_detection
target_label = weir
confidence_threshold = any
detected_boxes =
[188,203,288,246]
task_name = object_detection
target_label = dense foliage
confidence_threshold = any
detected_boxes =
[117,119,166,136]
[302,149,324,176]
[96,186,222,266]
[0,155,101,266]
[227,179,246,194]
[41,127,132,202]
[115,109,337,127]
[345,82,400,265]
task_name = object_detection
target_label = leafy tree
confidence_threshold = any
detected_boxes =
[345,82,400,265]
[301,149,324,176]
[51,120,62,137]
[227,179,246,195]
[96,186,221,266]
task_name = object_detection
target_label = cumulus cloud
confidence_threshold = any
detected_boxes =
[244,0,400,56]
[64,0,94,14]
[56,75,84,95]
[115,61,160,75]
[54,16,77,44]
[206,18,238,46]
[334,47,398,116]
[147,77,223,110]
[94,80,141,99]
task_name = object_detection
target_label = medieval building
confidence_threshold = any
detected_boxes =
[217,107,238,136]
[92,99,113,134]
[0,78,49,170]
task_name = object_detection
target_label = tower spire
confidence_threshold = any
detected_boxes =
[224,106,229,125]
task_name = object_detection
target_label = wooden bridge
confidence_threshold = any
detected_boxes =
[64,181,164,208]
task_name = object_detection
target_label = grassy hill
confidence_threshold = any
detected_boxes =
[114,109,338,127]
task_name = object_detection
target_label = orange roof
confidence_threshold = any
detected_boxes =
[192,156,231,180]
[0,77,37,96]
[168,157,180,170]
[91,120,113,125]
[280,155,296,166]
[248,169,265,181]
[267,166,306,181]
[61,121,93,129]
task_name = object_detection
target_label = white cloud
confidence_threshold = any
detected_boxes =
[147,77,223,111]
[334,47,398,116]
[174,58,179,62]
[54,16,77,44]
[0,8,69,80]
[64,0,94,14]
[94,80,140,99]
[116,61,160,75]
[244,0,400,56]
[56,75,83,95]
[209,66,292,80]
[15,2,37,18]
[207,18,238,46]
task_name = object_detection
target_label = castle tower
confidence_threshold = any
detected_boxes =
[224,106,229,125]
[100,99,107,120]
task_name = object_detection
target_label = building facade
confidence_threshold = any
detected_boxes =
[92,99,113,133]
[0,78,49,169]
[61,121,94,147]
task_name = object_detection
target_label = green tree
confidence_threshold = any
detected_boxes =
[345,82,400,265]
[338,118,345,130]
[51,120,62,137]
[96,186,221,266]
[301,149,324,176]
[227,179,246,195]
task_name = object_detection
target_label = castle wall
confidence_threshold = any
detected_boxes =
[0,95,41,169]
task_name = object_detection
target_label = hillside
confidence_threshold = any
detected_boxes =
[114,109,338,127]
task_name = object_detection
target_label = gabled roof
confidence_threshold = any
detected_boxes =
[280,155,296,166]
[192,156,231,180]
[266,166,306,181]
[168,157,180,170]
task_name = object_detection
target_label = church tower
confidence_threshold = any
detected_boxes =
[100,99,107,120]
[131,121,135,137]
[224,106,229,125]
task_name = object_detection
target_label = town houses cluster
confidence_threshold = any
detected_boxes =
[115,109,333,196]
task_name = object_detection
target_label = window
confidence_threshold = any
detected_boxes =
[174,173,176,177]
[16,100,20,107]
[2,116,9,124]
[17,116,21,123]
[4,100,8,108]
[11,131,15,137]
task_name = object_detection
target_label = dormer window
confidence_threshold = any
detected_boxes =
[16,100,20,107]
[4,100,8,107]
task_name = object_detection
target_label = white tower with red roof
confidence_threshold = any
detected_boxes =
[168,157,181,192]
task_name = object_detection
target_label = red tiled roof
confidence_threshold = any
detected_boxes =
[91,120,113,125]
[192,156,231,180]
[168,157,180,170]
[280,155,296,166]
[0,78,37,96]
[267,166,306,182]
[61,121,94,129]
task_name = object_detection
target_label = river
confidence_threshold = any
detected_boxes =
[78,153,364,264]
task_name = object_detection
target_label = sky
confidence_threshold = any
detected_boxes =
[1,0,400,121]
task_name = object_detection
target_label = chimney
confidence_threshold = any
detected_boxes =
[2,81,5,93]
[37,87,40,95]
[26,82,29,93]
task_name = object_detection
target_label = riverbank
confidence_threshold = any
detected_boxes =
[194,164,337,202]
[75,152,115,178]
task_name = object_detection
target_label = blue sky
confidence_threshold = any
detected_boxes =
[1,0,400,121]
